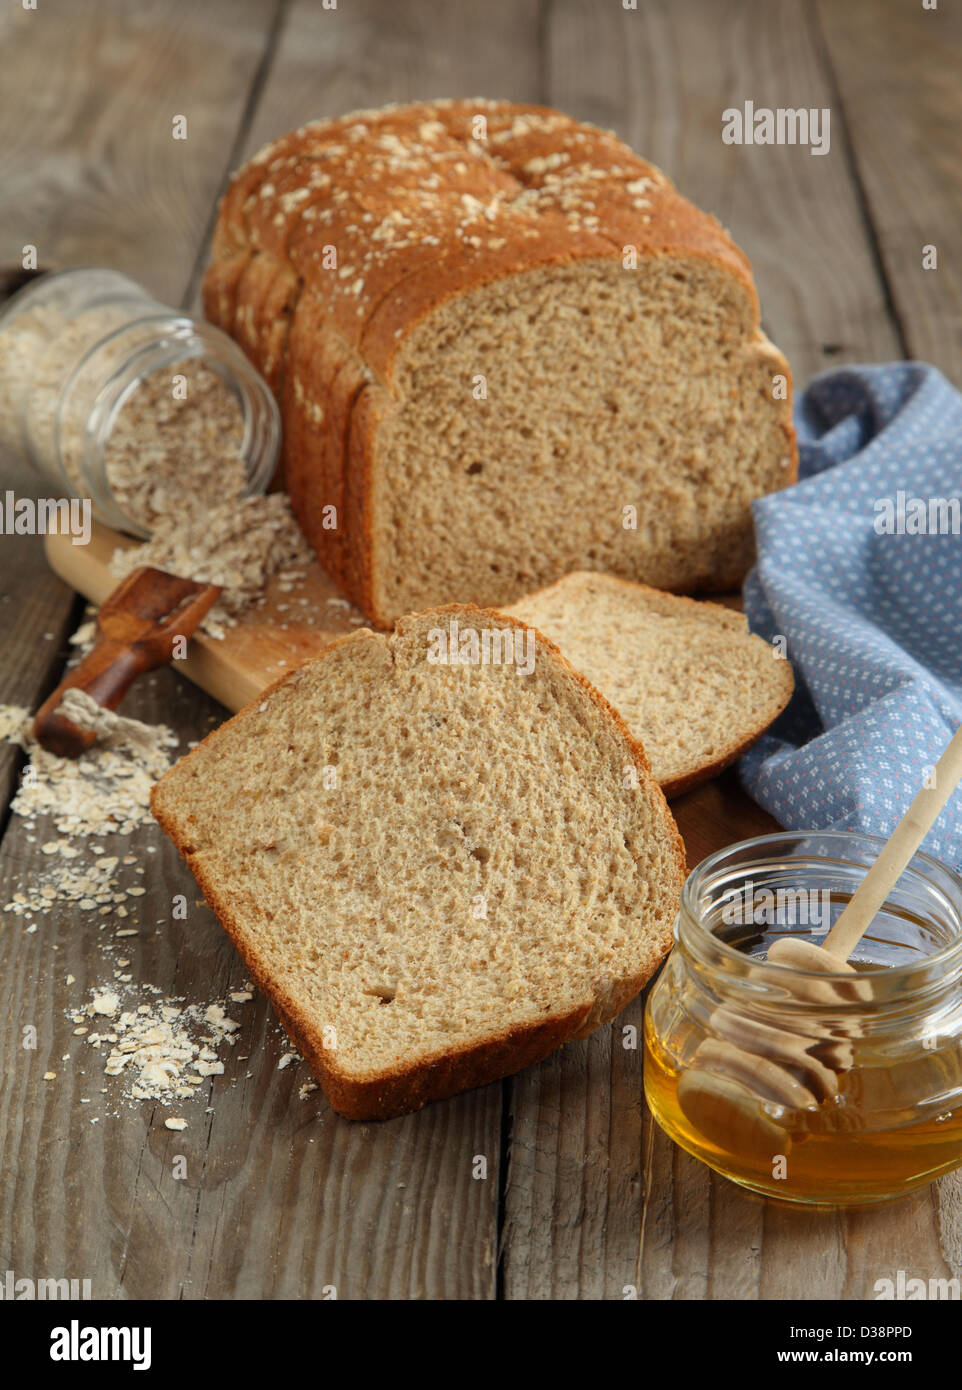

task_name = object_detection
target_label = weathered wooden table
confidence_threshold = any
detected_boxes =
[2,0,959,1300]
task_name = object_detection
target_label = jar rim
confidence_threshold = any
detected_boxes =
[0,265,145,333]
[679,829,962,989]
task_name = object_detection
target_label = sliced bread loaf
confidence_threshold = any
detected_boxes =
[205,99,797,624]
[504,573,794,797]
[151,605,686,1120]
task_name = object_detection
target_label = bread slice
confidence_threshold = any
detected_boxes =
[205,99,797,625]
[151,605,686,1120]
[504,573,794,797]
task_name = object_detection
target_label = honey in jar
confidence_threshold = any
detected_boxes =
[644,831,962,1204]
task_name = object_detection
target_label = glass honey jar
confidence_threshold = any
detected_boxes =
[644,831,962,1205]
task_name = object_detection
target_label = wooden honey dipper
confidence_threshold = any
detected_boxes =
[678,723,962,1161]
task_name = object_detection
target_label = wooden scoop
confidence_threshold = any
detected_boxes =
[678,723,962,1160]
[33,566,221,758]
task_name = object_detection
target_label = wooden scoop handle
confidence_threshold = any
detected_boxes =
[824,722,962,962]
[33,567,221,758]
[32,641,156,757]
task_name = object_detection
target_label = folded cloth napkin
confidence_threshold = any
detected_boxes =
[741,362,962,870]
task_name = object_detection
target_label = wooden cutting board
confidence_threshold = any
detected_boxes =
[44,519,374,712]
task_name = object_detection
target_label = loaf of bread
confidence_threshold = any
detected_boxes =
[505,572,795,796]
[151,605,686,1120]
[205,99,797,626]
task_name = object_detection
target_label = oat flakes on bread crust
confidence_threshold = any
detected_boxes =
[204,99,798,625]
[151,605,686,1120]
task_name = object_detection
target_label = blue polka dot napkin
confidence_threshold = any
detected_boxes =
[740,363,962,870]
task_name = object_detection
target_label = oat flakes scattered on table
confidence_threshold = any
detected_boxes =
[0,692,175,921]
[67,985,249,1108]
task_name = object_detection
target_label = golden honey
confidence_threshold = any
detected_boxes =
[645,1014,962,1204]
[644,832,962,1205]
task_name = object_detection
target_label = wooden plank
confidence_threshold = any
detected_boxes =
[507,782,959,1301]
[816,0,962,384]
[7,0,955,1305]
[0,0,307,1301]
[0,669,230,1300]
[241,0,545,159]
[0,0,283,782]
[0,0,282,734]
[499,0,948,1301]
[2,650,502,1299]
[0,664,494,1301]
[0,0,284,306]
[540,0,902,386]
[816,6,962,1275]
[0,455,80,814]
[3,0,542,1305]
[637,1138,951,1301]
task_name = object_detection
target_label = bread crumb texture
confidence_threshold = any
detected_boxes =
[205,98,797,624]
[152,606,686,1119]
[506,573,795,795]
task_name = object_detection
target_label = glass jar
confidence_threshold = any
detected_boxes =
[645,831,962,1205]
[0,268,279,536]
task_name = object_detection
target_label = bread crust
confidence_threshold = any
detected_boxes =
[204,99,798,624]
[151,604,686,1121]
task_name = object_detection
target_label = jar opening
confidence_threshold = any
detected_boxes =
[677,830,962,1003]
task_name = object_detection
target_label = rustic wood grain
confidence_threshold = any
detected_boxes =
[2,649,498,1298]
[3,0,545,1304]
[0,456,80,815]
[0,0,284,776]
[0,0,321,1302]
[499,0,954,1301]
[240,0,544,158]
[816,0,962,385]
[811,0,962,1273]
[0,0,286,306]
